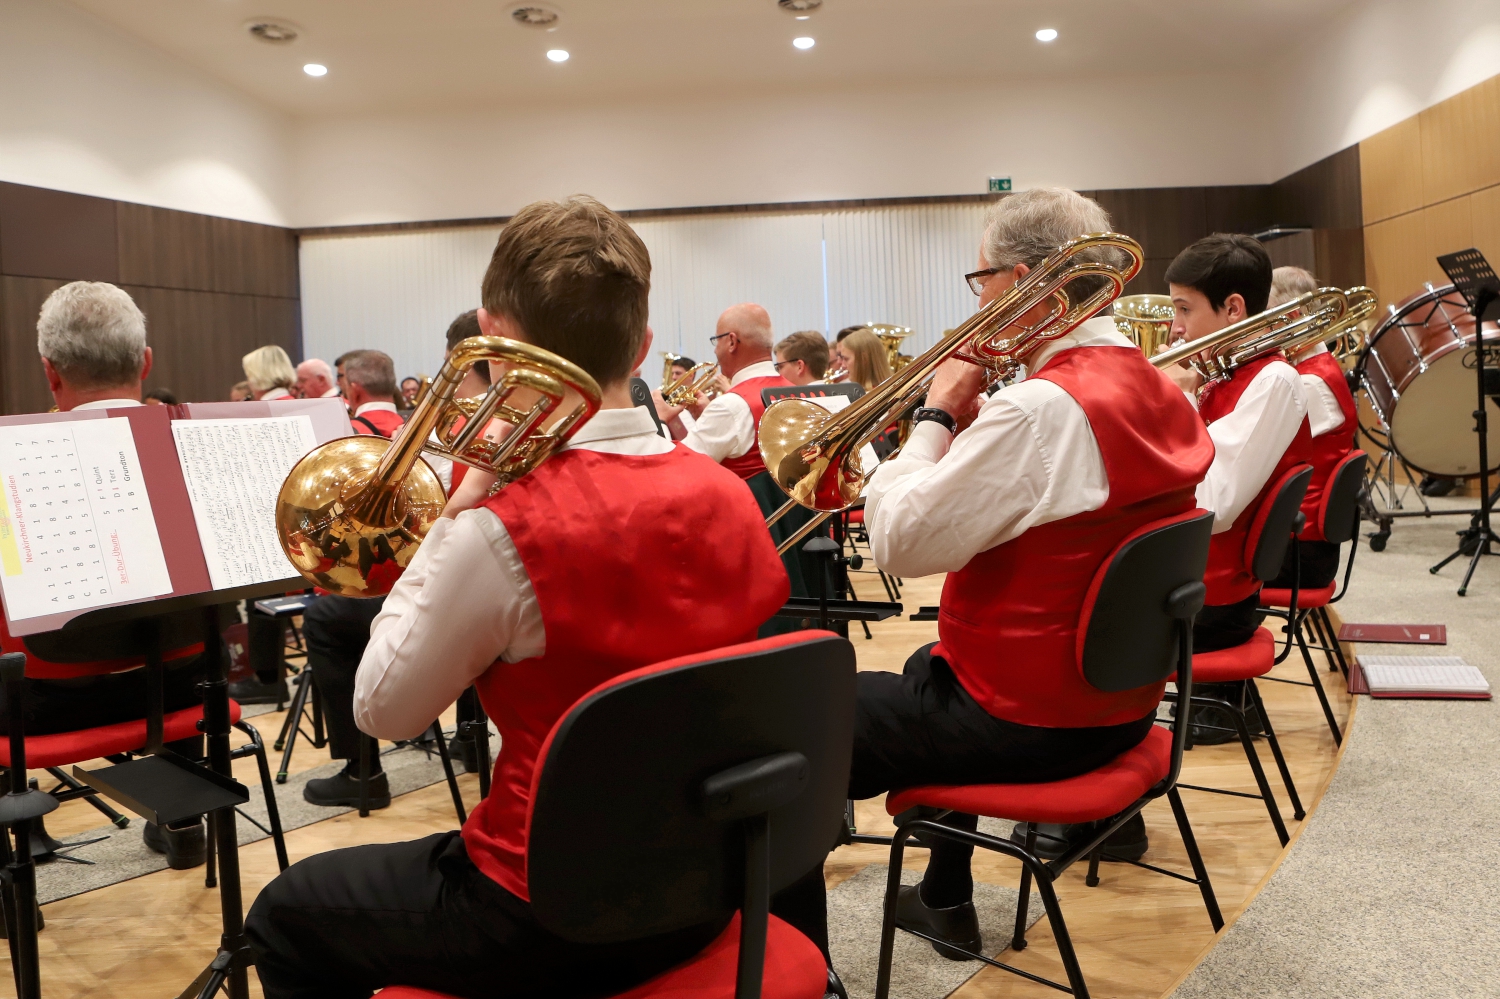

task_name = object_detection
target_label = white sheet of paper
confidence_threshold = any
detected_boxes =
[0,418,173,622]
[172,416,319,590]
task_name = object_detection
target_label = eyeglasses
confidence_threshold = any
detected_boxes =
[709,332,736,345]
[772,359,799,372]
[965,267,1002,296]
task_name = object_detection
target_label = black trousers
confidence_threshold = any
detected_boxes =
[1194,591,1263,653]
[1265,539,1341,591]
[303,594,386,763]
[246,831,729,999]
[772,644,1156,941]
[744,471,836,638]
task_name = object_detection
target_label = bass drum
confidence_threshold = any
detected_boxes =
[1357,283,1500,478]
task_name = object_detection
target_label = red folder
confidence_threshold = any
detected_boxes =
[1336,623,1446,645]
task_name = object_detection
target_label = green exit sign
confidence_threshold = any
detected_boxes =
[988,177,1012,193]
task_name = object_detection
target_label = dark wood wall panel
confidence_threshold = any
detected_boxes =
[0,181,301,414]
[1272,146,1363,230]
[0,183,118,282]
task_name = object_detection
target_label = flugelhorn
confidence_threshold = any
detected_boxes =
[1150,287,1349,383]
[276,336,602,597]
[760,233,1142,541]
[659,352,721,406]
[1113,294,1176,357]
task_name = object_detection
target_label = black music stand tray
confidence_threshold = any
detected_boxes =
[1429,249,1500,595]
[771,537,902,632]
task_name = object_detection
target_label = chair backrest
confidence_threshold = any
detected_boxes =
[1244,465,1315,583]
[13,606,214,679]
[1077,510,1215,692]
[526,631,855,947]
[1318,451,1368,545]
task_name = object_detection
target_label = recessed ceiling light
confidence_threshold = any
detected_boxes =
[511,4,562,31]
[778,0,823,13]
[793,36,815,50]
[1035,28,1058,42]
[244,19,300,44]
[546,48,570,62]
[796,14,810,19]
[303,63,327,77]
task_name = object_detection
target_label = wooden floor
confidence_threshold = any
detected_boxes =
[4,567,1353,999]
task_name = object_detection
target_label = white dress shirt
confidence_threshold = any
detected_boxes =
[72,398,144,410]
[1191,359,1308,533]
[353,401,399,418]
[864,319,1119,578]
[1292,344,1346,439]
[682,359,780,463]
[355,406,675,741]
[321,387,341,399]
[261,387,293,401]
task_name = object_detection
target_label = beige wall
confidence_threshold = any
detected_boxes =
[1361,74,1500,306]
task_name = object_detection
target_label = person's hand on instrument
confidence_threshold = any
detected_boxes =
[923,355,987,427]
[1156,343,1203,394]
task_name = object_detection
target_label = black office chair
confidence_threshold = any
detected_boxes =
[381,630,856,999]
[875,510,1219,999]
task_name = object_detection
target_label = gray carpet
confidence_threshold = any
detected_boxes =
[33,727,488,904]
[830,859,1044,999]
[1171,498,1500,998]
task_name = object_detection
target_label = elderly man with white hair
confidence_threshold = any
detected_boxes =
[295,358,339,399]
[769,188,1216,967]
[4,281,213,870]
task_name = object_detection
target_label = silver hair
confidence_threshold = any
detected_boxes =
[36,281,148,388]
[342,350,397,397]
[297,357,333,381]
[981,187,1113,271]
[242,345,297,393]
[1268,266,1319,308]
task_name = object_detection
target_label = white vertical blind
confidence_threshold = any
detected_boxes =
[299,202,994,377]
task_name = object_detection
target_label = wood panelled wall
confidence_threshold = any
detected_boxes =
[1361,73,1500,307]
[0,182,299,415]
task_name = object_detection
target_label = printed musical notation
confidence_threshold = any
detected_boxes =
[172,416,319,590]
[0,419,172,623]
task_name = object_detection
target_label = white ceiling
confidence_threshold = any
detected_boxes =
[66,0,1362,117]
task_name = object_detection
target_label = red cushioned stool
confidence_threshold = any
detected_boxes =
[376,632,855,999]
[1164,464,1315,848]
[872,511,1221,999]
[1260,451,1369,744]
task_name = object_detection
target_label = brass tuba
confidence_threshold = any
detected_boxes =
[1325,286,1378,360]
[1112,294,1176,357]
[659,352,721,406]
[1150,288,1350,382]
[760,233,1143,518]
[863,324,915,373]
[276,336,602,597]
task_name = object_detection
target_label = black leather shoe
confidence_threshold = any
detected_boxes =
[143,817,207,870]
[303,769,390,809]
[227,675,287,705]
[824,967,848,999]
[1010,811,1149,863]
[894,884,981,961]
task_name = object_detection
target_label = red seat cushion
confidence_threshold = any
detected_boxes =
[377,913,825,999]
[884,725,1171,825]
[1173,627,1275,685]
[0,701,242,769]
[1260,584,1334,609]
[844,508,864,526]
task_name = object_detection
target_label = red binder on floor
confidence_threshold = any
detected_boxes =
[1337,623,1446,645]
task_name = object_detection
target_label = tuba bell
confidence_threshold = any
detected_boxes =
[1113,294,1176,357]
[276,336,601,597]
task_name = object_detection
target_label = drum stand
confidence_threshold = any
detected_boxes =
[1429,250,1500,595]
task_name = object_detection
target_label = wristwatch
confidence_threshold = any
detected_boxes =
[911,407,957,435]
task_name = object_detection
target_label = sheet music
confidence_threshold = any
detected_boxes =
[0,418,173,622]
[172,416,318,590]
[1357,655,1491,693]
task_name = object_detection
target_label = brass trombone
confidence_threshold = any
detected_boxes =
[1150,287,1349,382]
[276,336,602,597]
[659,352,721,406]
[759,232,1143,552]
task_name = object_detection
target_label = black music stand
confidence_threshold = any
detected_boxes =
[1429,248,1500,595]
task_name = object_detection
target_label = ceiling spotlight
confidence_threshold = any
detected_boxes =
[546,48,570,62]
[1035,28,1058,42]
[511,4,562,30]
[244,19,300,44]
[303,63,328,76]
[778,0,823,13]
[793,36,815,49]
[796,14,809,18]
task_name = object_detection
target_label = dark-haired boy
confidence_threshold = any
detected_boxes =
[1163,234,1310,738]
[247,196,790,999]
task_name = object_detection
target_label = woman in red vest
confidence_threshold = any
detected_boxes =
[1263,265,1360,589]
[246,197,790,999]
[774,189,1216,963]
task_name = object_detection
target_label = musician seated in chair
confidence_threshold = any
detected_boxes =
[774,330,831,386]
[1160,236,1311,742]
[343,350,405,438]
[0,281,212,869]
[772,188,1215,962]
[1264,265,1357,590]
[246,196,790,999]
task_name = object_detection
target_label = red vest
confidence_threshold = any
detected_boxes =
[935,346,1214,729]
[351,407,405,438]
[462,444,789,899]
[1294,351,1357,542]
[722,375,792,480]
[1198,355,1315,604]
